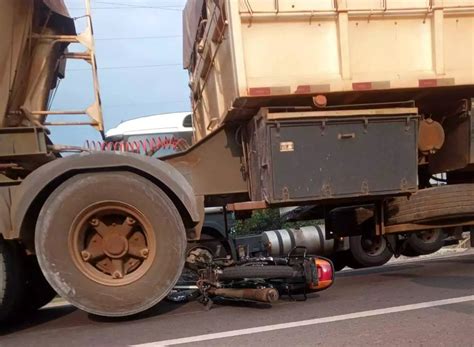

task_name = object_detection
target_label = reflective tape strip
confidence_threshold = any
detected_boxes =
[352,82,372,90]
[295,85,311,93]
[248,86,291,96]
[419,79,437,87]
[419,78,455,87]
[353,81,390,91]
[248,87,271,96]
[295,84,331,94]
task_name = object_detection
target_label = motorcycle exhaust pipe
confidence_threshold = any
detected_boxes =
[208,287,279,303]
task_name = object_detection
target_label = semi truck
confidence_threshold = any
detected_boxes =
[104,111,460,270]
[1,0,473,321]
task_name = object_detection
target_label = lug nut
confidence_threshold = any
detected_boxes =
[140,248,149,258]
[112,271,123,279]
[89,218,99,227]
[126,217,136,225]
[81,251,91,262]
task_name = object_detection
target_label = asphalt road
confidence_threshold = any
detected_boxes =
[1,251,473,347]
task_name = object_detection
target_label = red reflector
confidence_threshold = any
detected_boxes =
[352,82,372,91]
[295,85,311,94]
[248,87,271,96]
[419,79,438,87]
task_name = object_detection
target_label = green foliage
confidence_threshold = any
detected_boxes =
[233,209,281,235]
[233,208,321,235]
[282,219,322,229]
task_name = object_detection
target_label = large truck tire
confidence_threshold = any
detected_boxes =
[35,172,187,317]
[347,235,396,269]
[401,229,445,257]
[386,184,474,225]
[0,238,26,323]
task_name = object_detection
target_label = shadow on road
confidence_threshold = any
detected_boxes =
[411,275,474,291]
[336,264,423,278]
[90,291,291,323]
[0,305,77,336]
[381,270,474,289]
[89,299,192,323]
[0,292,281,336]
[380,255,474,290]
[425,258,474,266]
[1,299,191,335]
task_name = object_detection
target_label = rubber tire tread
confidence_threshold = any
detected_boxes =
[400,244,420,257]
[220,265,299,280]
[386,184,474,225]
[347,235,396,269]
[23,256,57,311]
[35,172,187,317]
[0,238,26,323]
[402,230,445,256]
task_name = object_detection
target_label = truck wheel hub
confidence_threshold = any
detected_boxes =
[104,234,128,258]
[69,201,155,286]
[417,230,438,243]
[361,236,385,257]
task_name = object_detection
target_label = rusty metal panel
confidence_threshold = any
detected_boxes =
[248,109,418,204]
[164,126,248,200]
[0,127,48,159]
[429,100,473,173]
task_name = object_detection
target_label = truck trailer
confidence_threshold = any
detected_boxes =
[1,0,473,321]
[104,112,464,270]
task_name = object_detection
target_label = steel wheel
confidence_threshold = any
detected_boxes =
[36,172,186,317]
[69,202,155,286]
[347,234,396,269]
[416,230,439,243]
[360,235,386,257]
[401,229,445,256]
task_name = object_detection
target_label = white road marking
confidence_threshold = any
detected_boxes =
[131,295,474,346]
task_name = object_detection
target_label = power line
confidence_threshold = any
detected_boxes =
[69,6,181,11]
[103,100,189,108]
[96,0,183,8]
[68,63,182,71]
[69,1,183,11]
[95,35,181,41]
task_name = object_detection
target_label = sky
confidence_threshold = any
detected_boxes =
[49,0,190,146]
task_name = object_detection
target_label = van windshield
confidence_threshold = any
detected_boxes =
[105,131,192,158]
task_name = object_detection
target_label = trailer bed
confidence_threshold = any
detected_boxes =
[184,0,474,140]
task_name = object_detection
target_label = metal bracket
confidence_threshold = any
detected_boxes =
[27,0,104,135]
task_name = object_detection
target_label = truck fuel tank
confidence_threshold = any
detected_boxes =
[262,226,335,257]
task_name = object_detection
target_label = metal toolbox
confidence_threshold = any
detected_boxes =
[246,108,419,204]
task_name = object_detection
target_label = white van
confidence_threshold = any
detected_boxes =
[105,112,193,157]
